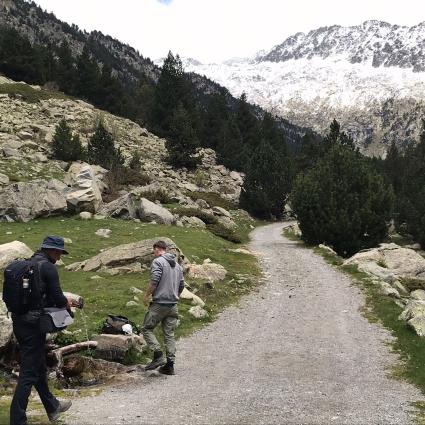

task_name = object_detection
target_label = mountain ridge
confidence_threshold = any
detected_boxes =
[185,20,425,155]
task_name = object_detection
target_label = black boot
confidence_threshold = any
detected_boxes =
[144,350,165,371]
[159,358,175,375]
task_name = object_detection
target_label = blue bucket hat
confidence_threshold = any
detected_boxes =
[40,235,69,255]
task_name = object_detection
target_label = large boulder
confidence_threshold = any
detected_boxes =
[139,198,175,225]
[98,193,139,219]
[0,180,67,222]
[0,297,13,355]
[188,261,227,282]
[64,163,103,213]
[67,237,184,273]
[344,243,425,281]
[0,241,33,269]
[94,334,146,362]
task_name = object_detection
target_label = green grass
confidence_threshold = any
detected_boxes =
[284,229,425,422]
[0,158,65,183]
[0,83,69,103]
[0,214,262,419]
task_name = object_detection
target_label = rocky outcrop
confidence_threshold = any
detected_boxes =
[98,193,140,219]
[0,180,67,222]
[66,237,184,273]
[0,241,33,269]
[344,243,425,281]
[343,242,425,337]
[64,163,104,213]
[139,198,175,225]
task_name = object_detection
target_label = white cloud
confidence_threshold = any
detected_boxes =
[34,0,425,63]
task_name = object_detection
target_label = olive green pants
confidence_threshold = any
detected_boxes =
[142,303,179,361]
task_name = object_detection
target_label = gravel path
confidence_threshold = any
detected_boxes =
[66,223,423,425]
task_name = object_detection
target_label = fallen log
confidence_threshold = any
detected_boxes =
[49,341,98,380]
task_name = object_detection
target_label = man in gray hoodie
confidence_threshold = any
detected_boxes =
[142,240,185,375]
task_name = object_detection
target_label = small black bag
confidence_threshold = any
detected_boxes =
[101,314,137,335]
[39,307,74,333]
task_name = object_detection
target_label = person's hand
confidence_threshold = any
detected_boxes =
[143,294,151,306]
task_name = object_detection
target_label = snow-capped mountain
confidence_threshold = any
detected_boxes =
[185,21,425,156]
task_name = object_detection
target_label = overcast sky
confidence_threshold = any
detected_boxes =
[33,0,425,63]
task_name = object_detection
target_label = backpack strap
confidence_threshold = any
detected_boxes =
[30,258,48,309]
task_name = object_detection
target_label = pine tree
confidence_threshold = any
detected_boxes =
[216,118,248,171]
[236,92,260,150]
[52,119,85,162]
[322,119,356,153]
[201,92,230,149]
[166,103,200,169]
[56,41,77,93]
[76,44,101,100]
[152,51,187,137]
[399,123,425,246]
[129,150,142,171]
[87,121,123,169]
[240,138,292,219]
[291,144,394,256]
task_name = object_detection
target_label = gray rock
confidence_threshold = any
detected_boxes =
[212,206,231,218]
[32,152,48,163]
[217,215,237,230]
[3,147,21,158]
[79,212,93,220]
[188,262,227,282]
[0,181,67,222]
[196,199,210,209]
[0,241,33,269]
[0,173,9,186]
[95,229,112,238]
[65,163,103,213]
[407,316,425,337]
[79,237,184,273]
[410,289,425,301]
[139,198,174,225]
[378,281,400,298]
[17,130,33,140]
[181,216,206,228]
[98,193,139,220]
[188,306,209,319]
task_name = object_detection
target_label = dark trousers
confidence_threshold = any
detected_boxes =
[10,318,59,425]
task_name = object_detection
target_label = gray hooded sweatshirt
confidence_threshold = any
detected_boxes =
[150,253,185,304]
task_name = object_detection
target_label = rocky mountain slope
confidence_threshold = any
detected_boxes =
[0,0,306,146]
[185,21,425,156]
[0,76,244,223]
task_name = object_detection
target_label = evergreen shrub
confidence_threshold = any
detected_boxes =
[291,144,394,257]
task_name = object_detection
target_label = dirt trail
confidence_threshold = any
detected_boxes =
[66,223,423,424]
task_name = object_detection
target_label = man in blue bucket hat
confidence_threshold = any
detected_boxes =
[9,236,72,425]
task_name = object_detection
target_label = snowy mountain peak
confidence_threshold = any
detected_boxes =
[185,20,425,156]
[257,20,425,72]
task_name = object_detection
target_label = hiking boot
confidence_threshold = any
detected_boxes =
[48,399,72,422]
[159,359,175,375]
[144,350,165,371]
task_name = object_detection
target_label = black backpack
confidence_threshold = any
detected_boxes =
[101,314,139,335]
[2,258,46,315]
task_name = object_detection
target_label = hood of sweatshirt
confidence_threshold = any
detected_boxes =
[162,253,176,267]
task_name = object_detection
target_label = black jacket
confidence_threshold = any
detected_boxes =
[31,251,68,309]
